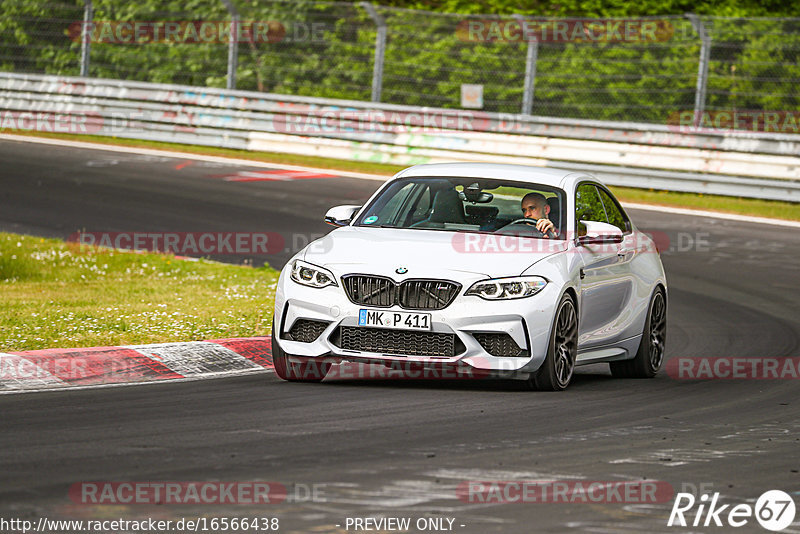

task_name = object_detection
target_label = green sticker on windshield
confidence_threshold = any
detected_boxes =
[364,215,378,225]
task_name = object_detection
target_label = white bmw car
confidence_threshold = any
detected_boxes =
[272,163,667,390]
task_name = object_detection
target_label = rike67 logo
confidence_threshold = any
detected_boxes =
[668,490,796,531]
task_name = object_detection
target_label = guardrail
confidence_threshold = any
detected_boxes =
[1,72,798,202]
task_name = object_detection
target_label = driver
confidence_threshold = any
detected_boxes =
[521,192,557,237]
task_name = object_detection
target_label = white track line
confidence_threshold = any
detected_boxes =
[0,133,389,181]
[1,133,796,227]
[622,202,800,228]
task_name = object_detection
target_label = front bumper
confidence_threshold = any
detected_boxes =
[274,269,560,377]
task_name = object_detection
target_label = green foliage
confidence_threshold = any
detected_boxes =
[0,1,797,125]
[376,0,800,17]
[0,1,83,74]
[703,18,800,112]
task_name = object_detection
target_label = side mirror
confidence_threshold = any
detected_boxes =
[324,205,361,227]
[577,220,623,245]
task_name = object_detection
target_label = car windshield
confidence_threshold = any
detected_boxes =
[353,177,566,239]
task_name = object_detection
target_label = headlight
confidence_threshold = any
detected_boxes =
[465,276,547,300]
[290,260,337,288]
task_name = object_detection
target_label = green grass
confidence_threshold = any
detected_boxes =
[608,186,800,220]
[0,233,279,352]
[5,130,800,221]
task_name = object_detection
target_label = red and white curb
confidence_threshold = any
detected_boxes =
[0,337,273,393]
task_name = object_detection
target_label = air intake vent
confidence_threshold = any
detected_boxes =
[473,332,527,357]
[335,326,463,357]
[285,319,329,343]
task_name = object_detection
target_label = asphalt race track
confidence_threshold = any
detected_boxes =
[1,138,799,533]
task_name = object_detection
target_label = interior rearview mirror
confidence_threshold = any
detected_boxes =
[462,183,494,203]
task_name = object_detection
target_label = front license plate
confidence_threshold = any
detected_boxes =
[358,309,431,331]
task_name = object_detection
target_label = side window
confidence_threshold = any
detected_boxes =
[598,188,630,233]
[369,182,416,224]
[545,194,563,235]
[575,184,607,225]
[408,186,432,224]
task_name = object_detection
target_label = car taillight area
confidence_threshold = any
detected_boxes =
[342,275,460,310]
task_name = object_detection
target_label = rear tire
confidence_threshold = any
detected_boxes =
[610,288,666,378]
[271,324,330,382]
[529,293,578,391]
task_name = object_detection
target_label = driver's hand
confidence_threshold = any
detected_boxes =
[536,218,554,238]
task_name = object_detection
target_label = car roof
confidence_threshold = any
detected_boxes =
[394,162,597,190]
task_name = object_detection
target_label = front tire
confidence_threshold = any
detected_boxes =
[610,288,666,378]
[529,293,578,391]
[271,324,330,382]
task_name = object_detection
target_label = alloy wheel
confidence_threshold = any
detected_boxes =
[648,291,666,370]
[554,299,578,387]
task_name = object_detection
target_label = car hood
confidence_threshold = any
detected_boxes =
[303,226,568,279]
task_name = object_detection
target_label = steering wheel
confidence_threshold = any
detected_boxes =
[506,218,556,239]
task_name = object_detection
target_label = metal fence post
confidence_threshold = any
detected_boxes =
[686,13,711,127]
[361,2,386,103]
[79,0,93,77]
[221,0,239,90]
[513,15,539,116]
